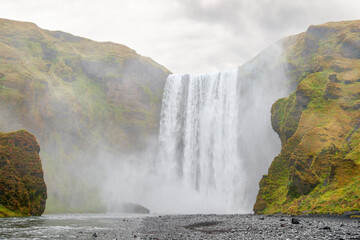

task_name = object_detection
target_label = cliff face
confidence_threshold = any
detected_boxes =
[0,18,171,212]
[0,130,46,217]
[254,20,360,214]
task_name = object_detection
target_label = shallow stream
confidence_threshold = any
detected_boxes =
[0,213,143,240]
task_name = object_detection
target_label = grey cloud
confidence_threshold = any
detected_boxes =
[178,0,360,36]
[178,0,246,33]
[173,0,360,72]
[1,0,360,73]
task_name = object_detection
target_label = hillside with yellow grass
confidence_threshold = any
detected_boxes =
[0,18,170,212]
[254,20,360,214]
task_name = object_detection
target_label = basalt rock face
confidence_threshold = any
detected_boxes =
[254,20,360,215]
[0,130,46,217]
[0,18,171,212]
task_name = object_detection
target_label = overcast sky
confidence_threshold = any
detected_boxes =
[2,0,360,73]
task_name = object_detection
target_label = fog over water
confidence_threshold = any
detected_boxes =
[98,44,290,214]
[0,27,290,213]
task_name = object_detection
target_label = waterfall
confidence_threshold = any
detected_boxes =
[100,44,288,214]
[157,45,288,213]
[158,71,248,212]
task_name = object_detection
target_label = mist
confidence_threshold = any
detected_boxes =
[77,42,292,214]
[95,144,237,214]
[0,16,292,214]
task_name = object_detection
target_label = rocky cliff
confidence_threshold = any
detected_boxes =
[0,130,46,217]
[0,18,171,212]
[254,20,360,214]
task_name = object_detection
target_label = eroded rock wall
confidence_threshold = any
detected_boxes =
[0,130,46,217]
[254,20,360,215]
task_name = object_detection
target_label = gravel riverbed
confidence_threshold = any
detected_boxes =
[134,214,360,240]
[0,213,359,239]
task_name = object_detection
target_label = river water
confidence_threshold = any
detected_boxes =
[0,213,143,240]
[1,214,359,239]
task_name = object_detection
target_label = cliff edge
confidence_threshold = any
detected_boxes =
[254,20,360,214]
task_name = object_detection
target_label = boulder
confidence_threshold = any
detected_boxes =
[0,130,47,217]
[328,74,341,83]
[324,82,342,99]
[121,202,150,214]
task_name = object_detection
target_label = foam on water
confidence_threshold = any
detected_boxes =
[158,71,246,212]
[155,45,288,213]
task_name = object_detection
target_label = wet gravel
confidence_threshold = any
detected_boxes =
[135,214,360,240]
[0,214,359,239]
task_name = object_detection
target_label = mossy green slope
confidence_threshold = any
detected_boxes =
[0,130,47,217]
[254,20,360,214]
[0,18,170,212]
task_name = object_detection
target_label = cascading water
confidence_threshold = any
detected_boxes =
[158,71,245,212]
[100,44,288,214]
[156,45,288,213]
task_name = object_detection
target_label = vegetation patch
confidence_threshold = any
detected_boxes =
[0,130,47,217]
[255,20,360,215]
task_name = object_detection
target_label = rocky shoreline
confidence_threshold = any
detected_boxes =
[0,213,359,239]
[135,214,360,240]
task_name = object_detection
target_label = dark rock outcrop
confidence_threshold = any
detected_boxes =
[0,130,47,217]
[324,82,342,99]
[121,202,150,214]
[328,74,340,83]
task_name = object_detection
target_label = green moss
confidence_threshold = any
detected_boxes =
[26,41,42,57]
[0,18,171,212]
[271,92,304,145]
[0,130,47,217]
[255,20,360,215]
[0,204,22,217]
[304,71,330,111]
